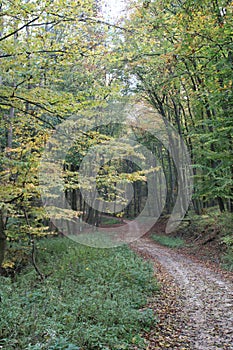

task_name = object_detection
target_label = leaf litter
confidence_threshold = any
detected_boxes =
[131,237,233,350]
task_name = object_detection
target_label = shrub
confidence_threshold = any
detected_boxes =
[151,235,185,248]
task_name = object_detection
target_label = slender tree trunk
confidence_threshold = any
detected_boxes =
[0,211,6,268]
[217,197,225,213]
[0,7,7,266]
[7,107,14,148]
[229,199,233,213]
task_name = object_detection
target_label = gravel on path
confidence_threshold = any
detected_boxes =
[131,237,233,350]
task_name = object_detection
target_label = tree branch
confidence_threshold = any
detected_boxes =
[47,12,131,32]
[0,16,40,42]
[31,238,45,281]
[0,101,56,129]
[3,193,24,204]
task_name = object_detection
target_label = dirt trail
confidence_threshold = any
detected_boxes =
[131,237,233,350]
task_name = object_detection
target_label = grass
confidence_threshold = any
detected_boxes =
[0,237,159,350]
[100,216,122,226]
[151,235,185,248]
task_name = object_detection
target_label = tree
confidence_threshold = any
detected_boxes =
[120,0,233,214]
[0,0,128,265]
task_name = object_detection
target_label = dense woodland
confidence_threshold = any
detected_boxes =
[0,0,232,349]
[0,0,232,260]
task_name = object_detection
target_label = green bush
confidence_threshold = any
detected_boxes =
[0,237,158,349]
[222,249,233,272]
[220,213,233,271]
[151,235,185,248]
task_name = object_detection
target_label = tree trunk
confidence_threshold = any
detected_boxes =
[0,214,6,268]
[217,197,225,213]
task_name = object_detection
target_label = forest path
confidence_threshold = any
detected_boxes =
[131,237,233,350]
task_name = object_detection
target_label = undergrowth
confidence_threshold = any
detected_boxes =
[100,216,121,226]
[178,209,233,271]
[151,235,185,248]
[0,237,158,350]
[219,213,233,271]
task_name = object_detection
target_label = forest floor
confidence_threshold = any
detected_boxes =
[130,232,233,349]
[1,216,232,349]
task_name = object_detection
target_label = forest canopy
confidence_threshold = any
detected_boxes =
[0,0,232,252]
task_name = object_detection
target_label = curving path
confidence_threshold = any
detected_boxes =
[131,237,233,350]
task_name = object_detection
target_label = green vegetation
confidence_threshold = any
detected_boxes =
[123,0,233,215]
[0,237,158,350]
[151,235,185,248]
[222,250,233,272]
[177,209,233,270]
[100,216,122,226]
[217,212,233,271]
[0,0,232,249]
[0,1,232,347]
[0,0,232,257]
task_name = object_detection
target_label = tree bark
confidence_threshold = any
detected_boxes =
[0,212,6,268]
[217,197,225,213]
